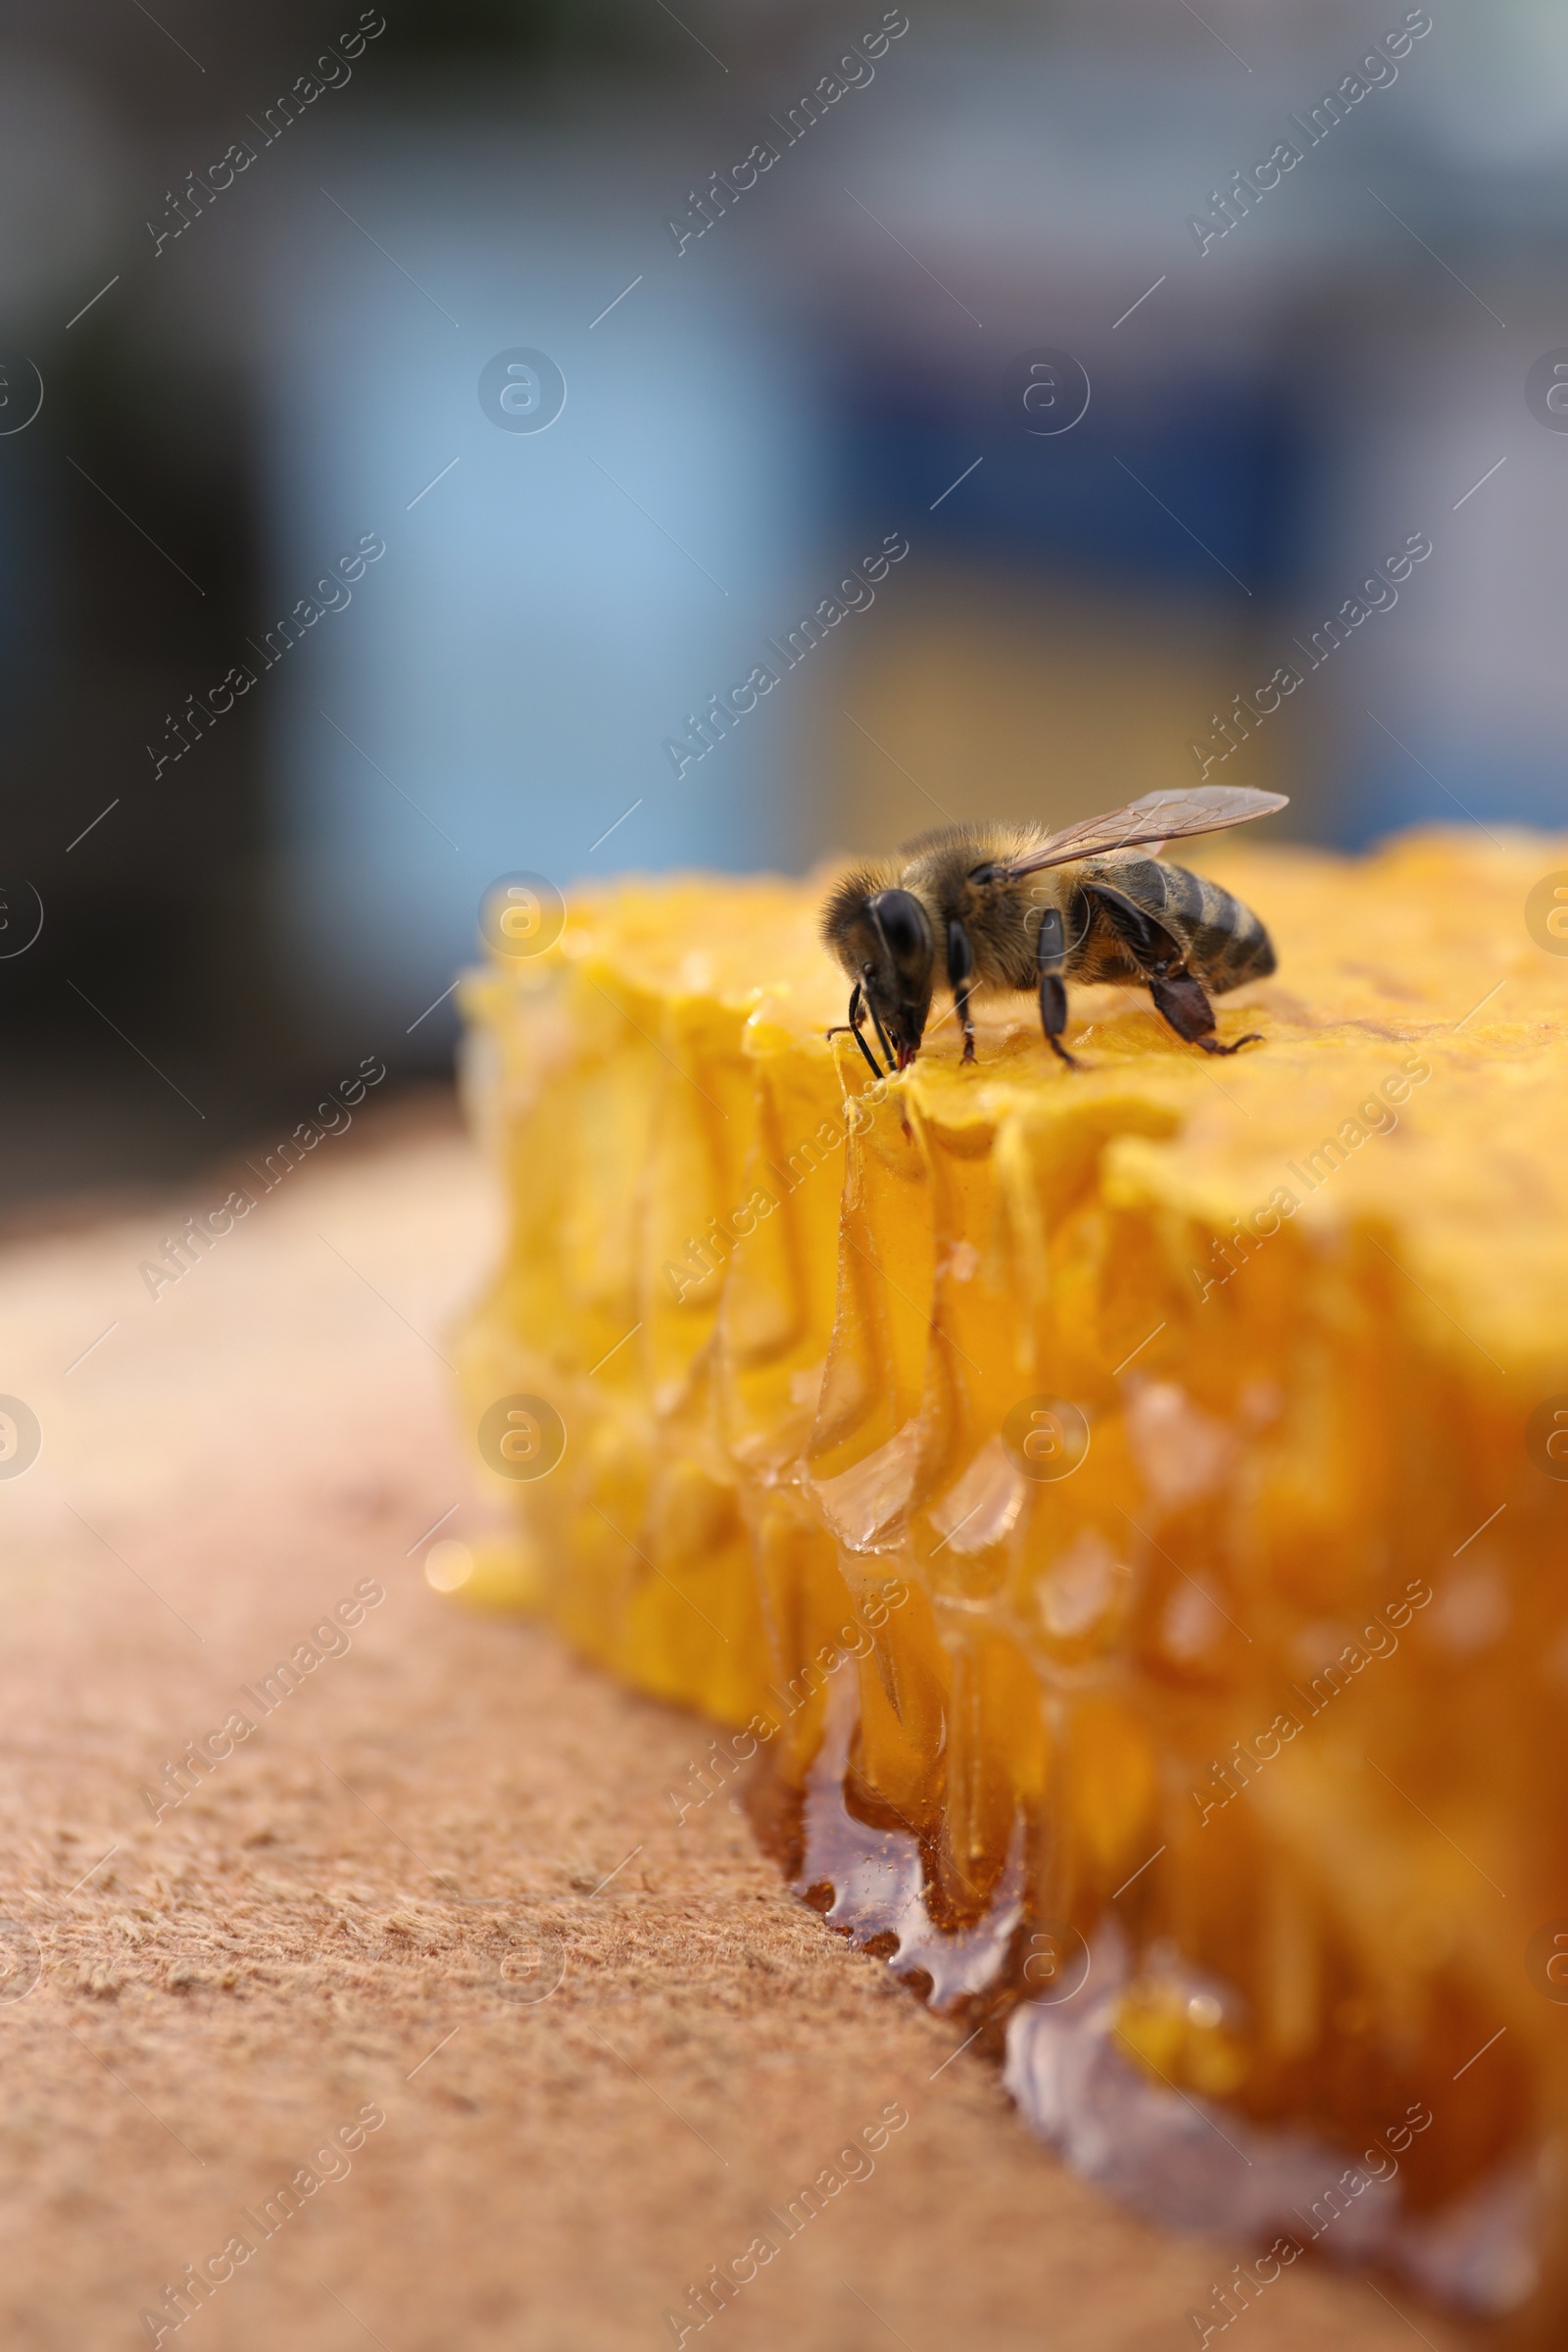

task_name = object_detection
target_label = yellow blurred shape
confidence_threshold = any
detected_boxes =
[426,1535,545,1613]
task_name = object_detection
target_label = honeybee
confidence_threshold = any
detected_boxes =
[822,784,1287,1073]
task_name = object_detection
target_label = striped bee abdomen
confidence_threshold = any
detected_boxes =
[1154,860,1276,993]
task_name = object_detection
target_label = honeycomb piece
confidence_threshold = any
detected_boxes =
[455,833,1568,2328]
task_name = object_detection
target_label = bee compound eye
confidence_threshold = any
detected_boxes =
[867,890,929,962]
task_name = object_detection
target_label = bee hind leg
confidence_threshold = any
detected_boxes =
[1081,882,1259,1057]
[1148,969,1259,1055]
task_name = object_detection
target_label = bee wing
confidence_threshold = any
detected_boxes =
[1001,786,1289,875]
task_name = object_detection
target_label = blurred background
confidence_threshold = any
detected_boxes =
[0,0,1562,1211]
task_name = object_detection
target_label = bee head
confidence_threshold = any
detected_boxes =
[821,877,934,1068]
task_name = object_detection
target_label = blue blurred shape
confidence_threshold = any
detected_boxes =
[260,130,824,1051]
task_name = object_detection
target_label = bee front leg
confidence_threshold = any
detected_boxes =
[1035,905,1080,1069]
[861,985,899,1075]
[947,919,977,1063]
[825,981,888,1080]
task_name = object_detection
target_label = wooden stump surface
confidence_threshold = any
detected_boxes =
[0,1099,1468,2351]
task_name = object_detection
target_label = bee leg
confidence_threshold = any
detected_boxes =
[1035,905,1080,1069]
[1083,883,1260,1056]
[825,982,888,1080]
[861,987,899,1074]
[1148,969,1260,1055]
[947,919,977,1063]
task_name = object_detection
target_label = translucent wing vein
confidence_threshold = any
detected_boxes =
[1002,787,1289,876]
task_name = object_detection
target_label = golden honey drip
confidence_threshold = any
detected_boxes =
[455,833,1568,2322]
